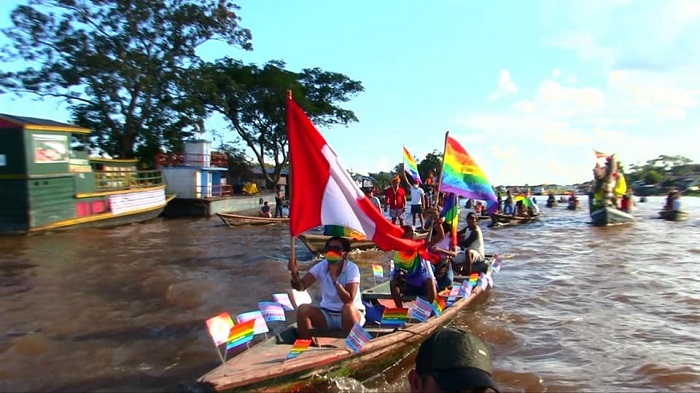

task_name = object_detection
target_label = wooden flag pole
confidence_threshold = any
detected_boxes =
[286,89,298,280]
[427,131,450,243]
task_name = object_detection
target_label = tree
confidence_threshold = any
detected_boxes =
[418,150,442,183]
[644,169,662,185]
[0,0,252,165]
[190,59,363,187]
[370,171,393,191]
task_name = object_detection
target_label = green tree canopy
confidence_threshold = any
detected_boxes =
[644,169,662,185]
[189,59,363,187]
[0,0,252,165]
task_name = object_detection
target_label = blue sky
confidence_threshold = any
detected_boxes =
[2,0,700,186]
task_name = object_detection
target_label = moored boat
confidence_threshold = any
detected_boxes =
[298,231,429,256]
[217,212,289,227]
[489,212,538,227]
[590,206,634,226]
[196,263,496,392]
[0,114,173,234]
[658,210,689,221]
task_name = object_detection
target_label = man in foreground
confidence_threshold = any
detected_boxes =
[408,326,500,393]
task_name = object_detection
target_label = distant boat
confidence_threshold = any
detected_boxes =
[658,210,689,221]
[0,114,174,234]
[590,206,635,226]
[589,153,634,226]
[217,212,289,227]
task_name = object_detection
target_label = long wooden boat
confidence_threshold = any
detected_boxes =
[299,231,429,256]
[197,264,495,392]
[0,114,173,234]
[658,210,689,221]
[489,212,538,228]
[217,212,290,227]
[590,206,634,226]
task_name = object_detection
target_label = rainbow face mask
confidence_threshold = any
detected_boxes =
[325,250,343,263]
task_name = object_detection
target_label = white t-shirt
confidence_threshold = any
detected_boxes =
[309,259,364,312]
[466,226,485,257]
[410,186,424,206]
[673,198,681,210]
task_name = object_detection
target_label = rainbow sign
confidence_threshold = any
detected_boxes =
[286,338,312,359]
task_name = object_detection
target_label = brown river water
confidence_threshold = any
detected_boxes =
[1,196,699,392]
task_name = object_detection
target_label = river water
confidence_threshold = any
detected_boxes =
[1,196,698,392]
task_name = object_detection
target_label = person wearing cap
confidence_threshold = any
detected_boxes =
[384,176,407,226]
[408,326,499,393]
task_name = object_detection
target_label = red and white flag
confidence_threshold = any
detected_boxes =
[287,96,421,252]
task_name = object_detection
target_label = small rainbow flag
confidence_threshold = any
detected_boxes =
[372,264,384,279]
[432,296,446,316]
[323,225,366,240]
[286,338,312,359]
[393,251,421,276]
[468,273,480,287]
[440,135,498,213]
[205,312,234,346]
[381,307,409,327]
[226,319,256,351]
[514,194,534,208]
[403,146,422,185]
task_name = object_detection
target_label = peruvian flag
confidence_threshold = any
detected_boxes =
[287,96,421,252]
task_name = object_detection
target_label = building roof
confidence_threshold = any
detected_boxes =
[0,113,91,134]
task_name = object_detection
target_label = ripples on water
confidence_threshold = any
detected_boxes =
[0,196,699,392]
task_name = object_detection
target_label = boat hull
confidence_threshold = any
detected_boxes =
[590,206,634,226]
[197,270,493,392]
[658,210,689,221]
[217,212,289,227]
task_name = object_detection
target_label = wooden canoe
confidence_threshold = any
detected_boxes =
[217,212,290,227]
[196,265,495,392]
[298,231,429,256]
[658,210,689,221]
[489,212,539,228]
[590,205,634,226]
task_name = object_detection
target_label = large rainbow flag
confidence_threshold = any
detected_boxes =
[514,194,534,208]
[403,146,422,185]
[441,135,498,213]
[393,250,421,276]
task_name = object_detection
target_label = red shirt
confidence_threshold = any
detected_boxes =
[384,186,406,209]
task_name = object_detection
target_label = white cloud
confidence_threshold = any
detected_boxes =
[513,100,537,114]
[608,70,698,120]
[488,69,518,101]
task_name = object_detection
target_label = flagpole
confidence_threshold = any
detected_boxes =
[427,131,450,243]
[286,89,298,280]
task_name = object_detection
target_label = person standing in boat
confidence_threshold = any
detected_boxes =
[368,188,382,212]
[409,182,426,229]
[503,190,514,215]
[274,186,285,218]
[408,326,500,393]
[384,176,407,226]
[456,212,485,275]
[289,236,365,339]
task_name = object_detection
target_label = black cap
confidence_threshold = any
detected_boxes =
[415,327,499,392]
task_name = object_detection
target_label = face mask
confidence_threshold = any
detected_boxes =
[325,250,343,263]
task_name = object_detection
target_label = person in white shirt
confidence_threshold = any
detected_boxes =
[409,183,426,228]
[289,237,365,339]
[368,189,382,212]
[456,212,485,275]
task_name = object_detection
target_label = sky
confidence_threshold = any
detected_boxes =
[2,0,700,186]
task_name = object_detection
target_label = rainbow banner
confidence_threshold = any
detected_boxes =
[206,312,234,346]
[468,273,480,287]
[372,264,384,279]
[258,301,286,322]
[236,311,269,335]
[409,296,434,322]
[441,135,498,213]
[381,307,409,327]
[393,251,421,276]
[226,319,256,351]
[272,293,295,311]
[403,146,422,185]
[286,338,312,359]
[432,296,446,316]
[345,323,372,353]
[440,192,459,247]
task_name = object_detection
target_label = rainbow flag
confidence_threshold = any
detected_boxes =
[440,192,459,247]
[286,338,312,359]
[323,225,367,240]
[468,273,479,287]
[226,319,256,351]
[393,251,421,276]
[594,149,608,159]
[441,135,498,213]
[403,146,422,185]
[206,312,234,346]
[514,194,534,208]
[432,296,446,316]
[372,264,384,279]
[381,307,409,327]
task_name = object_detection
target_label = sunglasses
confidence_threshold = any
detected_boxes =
[325,245,344,253]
